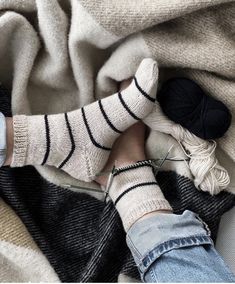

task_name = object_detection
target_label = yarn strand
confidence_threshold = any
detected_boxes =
[144,103,230,195]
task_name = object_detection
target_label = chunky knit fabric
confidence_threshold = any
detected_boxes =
[11,59,157,182]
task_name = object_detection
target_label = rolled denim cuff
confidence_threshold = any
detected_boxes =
[126,210,213,275]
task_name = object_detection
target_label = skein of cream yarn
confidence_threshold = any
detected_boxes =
[144,103,230,195]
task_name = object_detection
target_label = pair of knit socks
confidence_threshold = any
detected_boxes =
[12,58,158,182]
[11,58,172,229]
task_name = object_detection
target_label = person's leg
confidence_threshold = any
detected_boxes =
[9,58,158,182]
[96,120,235,283]
[127,211,235,283]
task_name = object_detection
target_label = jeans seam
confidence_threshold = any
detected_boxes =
[126,234,142,260]
[149,267,158,282]
[139,235,213,273]
[195,215,211,236]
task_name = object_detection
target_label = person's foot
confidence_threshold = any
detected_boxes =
[95,120,172,232]
[95,121,146,186]
[11,58,158,182]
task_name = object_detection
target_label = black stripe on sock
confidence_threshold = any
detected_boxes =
[58,113,76,169]
[81,107,111,151]
[118,92,140,121]
[113,164,153,177]
[114,182,158,206]
[134,76,155,102]
[98,100,122,134]
[41,115,50,165]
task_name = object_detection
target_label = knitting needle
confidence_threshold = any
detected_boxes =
[152,144,174,176]
[104,164,116,202]
[61,184,104,194]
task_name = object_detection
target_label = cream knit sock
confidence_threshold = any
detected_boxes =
[11,58,158,182]
[108,163,172,232]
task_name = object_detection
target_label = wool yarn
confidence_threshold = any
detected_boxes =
[157,78,232,140]
[144,103,230,195]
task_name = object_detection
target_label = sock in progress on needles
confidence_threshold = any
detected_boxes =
[11,58,158,182]
[108,162,172,231]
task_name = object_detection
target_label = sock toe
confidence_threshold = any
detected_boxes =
[134,58,158,101]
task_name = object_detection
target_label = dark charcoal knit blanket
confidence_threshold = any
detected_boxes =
[0,87,235,282]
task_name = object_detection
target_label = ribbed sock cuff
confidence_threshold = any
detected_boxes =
[108,164,172,232]
[121,198,172,232]
[11,115,28,167]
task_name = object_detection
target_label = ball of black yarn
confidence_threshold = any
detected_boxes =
[157,78,232,140]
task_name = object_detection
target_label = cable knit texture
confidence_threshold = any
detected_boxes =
[11,59,157,182]
[109,165,172,231]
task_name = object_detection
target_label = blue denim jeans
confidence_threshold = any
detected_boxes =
[127,210,235,282]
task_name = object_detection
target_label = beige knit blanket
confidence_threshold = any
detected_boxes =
[0,0,235,190]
